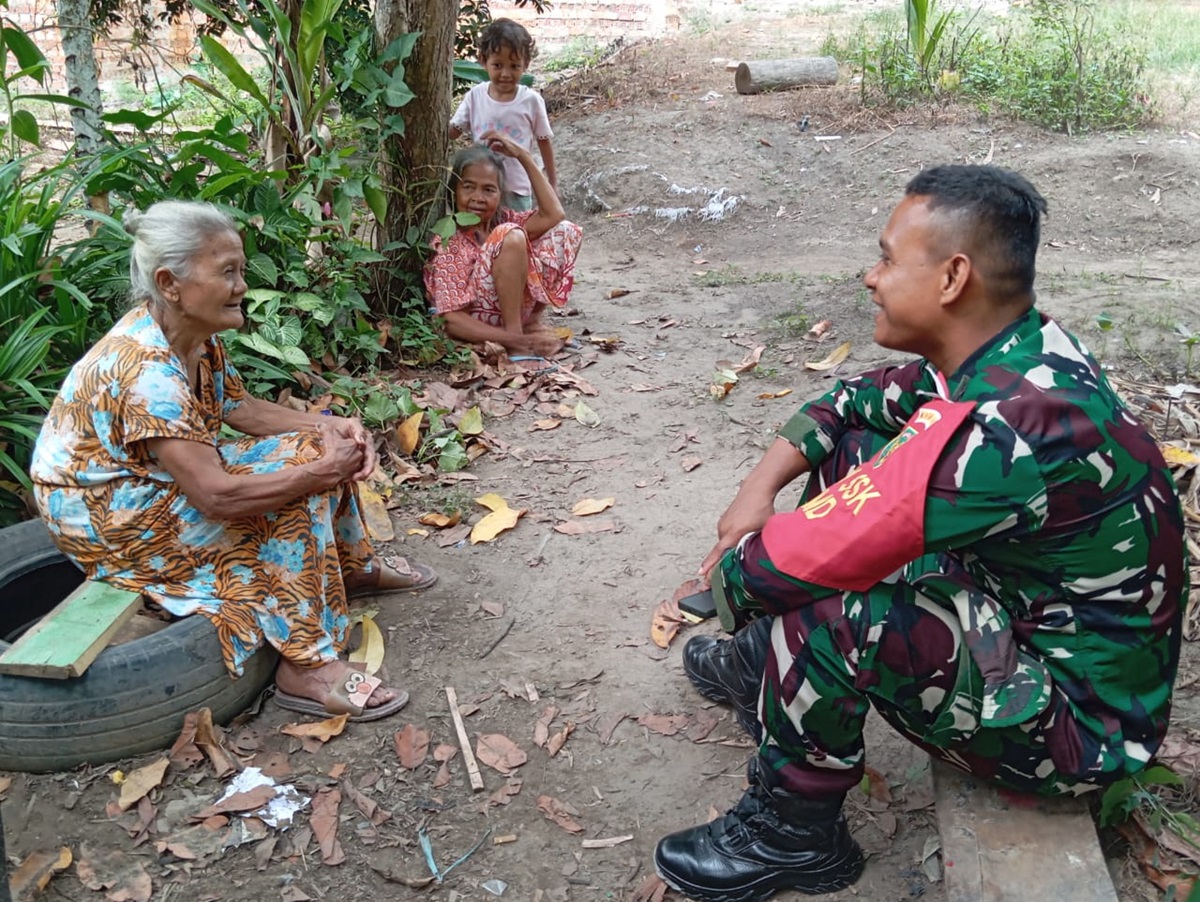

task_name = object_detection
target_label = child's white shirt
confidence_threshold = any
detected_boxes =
[450,83,553,198]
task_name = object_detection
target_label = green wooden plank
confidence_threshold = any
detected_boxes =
[0,580,142,678]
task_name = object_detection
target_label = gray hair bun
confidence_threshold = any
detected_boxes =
[123,208,145,237]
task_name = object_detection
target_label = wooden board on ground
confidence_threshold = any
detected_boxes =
[933,760,1118,902]
[0,581,142,679]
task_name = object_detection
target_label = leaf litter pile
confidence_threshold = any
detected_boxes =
[1101,377,1200,895]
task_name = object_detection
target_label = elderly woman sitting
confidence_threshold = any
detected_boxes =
[30,200,434,722]
[424,130,583,359]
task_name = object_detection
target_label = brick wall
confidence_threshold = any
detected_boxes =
[5,0,683,95]
[490,0,682,47]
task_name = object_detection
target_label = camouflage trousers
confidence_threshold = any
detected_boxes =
[752,427,1095,800]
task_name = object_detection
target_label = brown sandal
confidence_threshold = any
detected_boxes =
[346,554,438,598]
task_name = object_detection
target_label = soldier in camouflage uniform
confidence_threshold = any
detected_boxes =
[654,165,1189,902]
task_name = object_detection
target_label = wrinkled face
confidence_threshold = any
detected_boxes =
[454,160,502,225]
[164,230,247,335]
[863,195,948,357]
[484,46,527,100]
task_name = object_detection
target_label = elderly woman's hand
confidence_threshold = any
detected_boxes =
[317,420,370,484]
[480,129,525,159]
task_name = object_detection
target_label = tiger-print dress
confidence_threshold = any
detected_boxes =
[30,304,374,676]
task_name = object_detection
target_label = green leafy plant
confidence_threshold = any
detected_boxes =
[905,0,951,76]
[0,311,67,525]
[1176,324,1199,376]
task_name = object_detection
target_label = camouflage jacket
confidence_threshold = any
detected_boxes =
[720,307,1188,782]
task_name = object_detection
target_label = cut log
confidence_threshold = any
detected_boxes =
[932,760,1118,902]
[735,57,839,95]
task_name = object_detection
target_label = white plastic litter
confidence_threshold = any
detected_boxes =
[216,766,310,828]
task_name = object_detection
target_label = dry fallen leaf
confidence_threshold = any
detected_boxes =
[394,724,431,770]
[358,484,395,542]
[757,389,793,400]
[572,497,615,516]
[681,456,703,472]
[709,368,738,399]
[486,779,523,808]
[804,340,852,371]
[9,847,72,899]
[470,492,527,544]
[476,733,528,774]
[459,406,484,435]
[807,319,833,339]
[629,874,669,902]
[395,411,424,456]
[651,598,685,648]
[530,418,562,432]
[534,705,558,748]
[553,519,619,536]
[418,511,461,528]
[192,784,276,820]
[607,288,632,298]
[638,713,691,736]
[0,775,11,798]
[536,794,584,833]
[547,722,575,757]
[347,615,385,675]
[1162,446,1200,468]
[281,713,349,743]
[862,765,893,803]
[118,758,169,812]
[76,845,152,902]
[574,400,601,427]
[311,787,346,866]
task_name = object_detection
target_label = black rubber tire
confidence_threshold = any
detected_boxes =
[0,518,277,773]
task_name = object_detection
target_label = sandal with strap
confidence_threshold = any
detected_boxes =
[274,665,410,723]
[347,554,438,598]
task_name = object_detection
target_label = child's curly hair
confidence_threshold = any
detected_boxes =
[478,17,537,66]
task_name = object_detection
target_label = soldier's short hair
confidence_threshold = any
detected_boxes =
[906,165,1048,302]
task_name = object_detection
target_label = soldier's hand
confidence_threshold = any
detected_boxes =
[699,490,775,579]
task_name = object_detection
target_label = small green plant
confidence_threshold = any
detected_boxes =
[1095,312,1115,362]
[905,0,952,77]
[1176,324,1199,376]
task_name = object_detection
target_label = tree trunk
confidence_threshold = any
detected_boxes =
[56,0,104,156]
[734,57,839,95]
[374,0,455,315]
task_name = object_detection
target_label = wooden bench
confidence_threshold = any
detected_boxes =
[933,760,1119,901]
[0,581,143,679]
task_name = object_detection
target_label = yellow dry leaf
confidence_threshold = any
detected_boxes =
[471,493,527,544]
[574,400,601,428]
[9,847,72,899]
[460,406,484,436]
[407,527,430,537]
[281,713,350,740]
[348,615,386,675]
[358,484,395,542]
[757,389,793,400]
[1162,446,1200,468]
[572,497,615,516]
[531,418,562,431]
[118,757,169,811]
[554,326,574,341]
[804,341,851,371]
[419,511,461,528]
[395,411,424,456]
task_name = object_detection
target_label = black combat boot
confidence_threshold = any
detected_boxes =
[683,615,773,736]
[654,758,864,902]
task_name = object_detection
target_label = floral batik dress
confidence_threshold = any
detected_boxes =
[30,304,374,676]
[424,208,583,327]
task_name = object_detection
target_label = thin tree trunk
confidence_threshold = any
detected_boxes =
[56,0,103,156]
[374,0,455,315]
[57,0,106,218]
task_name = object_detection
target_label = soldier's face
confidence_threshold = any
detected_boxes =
[864,195,949,358]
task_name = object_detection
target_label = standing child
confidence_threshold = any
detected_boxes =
[450,18,555,212]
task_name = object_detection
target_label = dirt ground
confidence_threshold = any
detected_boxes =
[5,2,1200,900]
